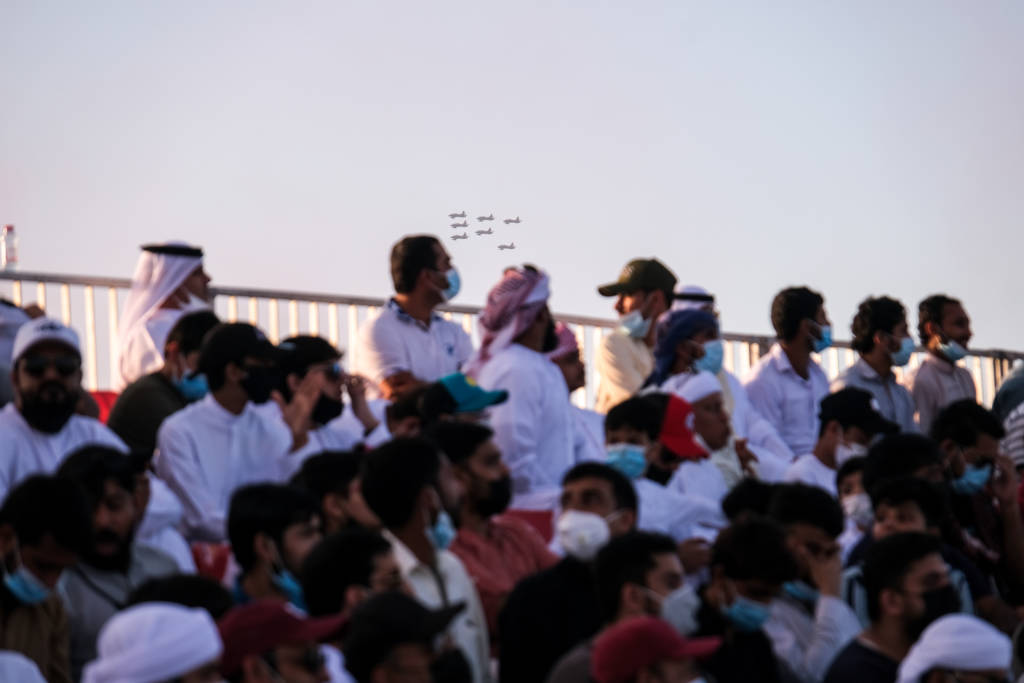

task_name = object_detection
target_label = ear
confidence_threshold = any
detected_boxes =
[322,492,346,525]
[225,361,245,383]
[132,473,151,522]
[938,437,959,462]
[343,584,368,613]
[620,582,645,617]
[612,509,637,535]
[286,373,302,396]
[879,587,905,619]
[163,340,180,363]
[253,532,277,566]
[924,320,941,339]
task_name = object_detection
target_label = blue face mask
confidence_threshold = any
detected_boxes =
[619,310,651,339]
[441,268,461,302]
[4,557,51,605]
[939,340,968,362]
[812,324,833,353]
[722,595,772,632]
[951,462,993,496]
[606,444,647,480]
[174,372,209,402]
[783,580,820,605]
[271,567,307,611]
[890,336,916,367]
[429,510,457,551]
[694,339,724,375]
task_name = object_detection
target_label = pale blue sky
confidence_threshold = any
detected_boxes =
[3,1,1022,348]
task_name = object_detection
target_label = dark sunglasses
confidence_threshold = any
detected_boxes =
[323,362,344,381]
[22,355,80,378]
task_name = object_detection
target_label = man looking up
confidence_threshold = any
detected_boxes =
[0,318,127,501]
[744,286,832,457]
[107,310,220,455]
[594,259,677,413]
[910,295,977,433]
[472,265,572,510]
[832,296,917,433]
[116,242,212,390]
[354,235,472,400]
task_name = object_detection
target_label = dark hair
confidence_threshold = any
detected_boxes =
[605,396,663,441]
[711,517,798,583]
[427,421,494,467]
[418,382,459,427]
[770,287,824,341]
[289,450,365,501]
[300,529,392,617]
[868,478,948,529]
[277,336,340,399]
[360,438,441,529]
[562,462,638,513]
[862,532,942,622]
[126,574,234,620]
[918,294,961,344]
[930,399,1005,447]
[56,445,138,507]
[722,479,778,522]
[862,434,944,493]
[227,484,320,573]
[385,385,429,425]
[768,483,844,538]
[836,456,866,491]
[0,475,92,555]
[390,235,441,294]
[594,531,677,622]
[165,310,220,356]
[850,297,906,354]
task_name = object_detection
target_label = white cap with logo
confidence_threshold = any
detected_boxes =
[11,318,81,365]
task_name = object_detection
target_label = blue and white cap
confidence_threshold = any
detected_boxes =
[11,317,80,364]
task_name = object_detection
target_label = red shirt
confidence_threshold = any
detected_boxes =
[449,515,559,639]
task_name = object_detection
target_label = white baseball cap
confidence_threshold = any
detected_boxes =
[11,318,81,365]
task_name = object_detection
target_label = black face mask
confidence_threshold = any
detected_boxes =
[475,475,512,518]
[645,463,675,486]
[241,366,280,404]
[905,584,961,641]
[19,382,79,434]
[311,395,344,426]
[541,320,558,353]
[431,649,473,683]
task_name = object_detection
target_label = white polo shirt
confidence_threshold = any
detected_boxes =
[0,403,128,501]
[353,300,473,397]
[783,454,838,497]
[635,478,726,543]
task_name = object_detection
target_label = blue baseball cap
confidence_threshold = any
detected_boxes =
[439,373,508,413]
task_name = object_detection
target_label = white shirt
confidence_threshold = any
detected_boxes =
[477,344,575,510]
[668,457,730,504]
[136,477,197,573]
[784,455,838,497]
[385,533,493,683]
[354,300,473,398]
[321,644,356,683]
[743,344,829,458]
[762,594,861,683]
[0,404,127,501]
[154,394,293,542]
[720,370,795,463]
[571,407,605,464]
[635,478,726,543]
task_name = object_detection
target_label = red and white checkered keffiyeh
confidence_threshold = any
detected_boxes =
[467,267,550,376]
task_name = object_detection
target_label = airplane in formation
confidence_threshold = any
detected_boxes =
[503,217,521,224]
[450,232,468,241]
[475,228,493,236]
[450,221,468,228]
[448,211,466,219]
[477,214,495,222]
[498,242,515,250]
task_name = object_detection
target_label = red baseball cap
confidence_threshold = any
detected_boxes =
[218,600,348,676]
[591,617,721,683]
[659,395,708,460]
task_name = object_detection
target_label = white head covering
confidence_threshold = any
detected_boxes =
[670,371,723,405]
[671,285,715,313]
[0,651,46,683]
[81,602,223,683]
[897,614,1011,683]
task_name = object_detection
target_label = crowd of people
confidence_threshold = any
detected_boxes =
[0,235,1022,683]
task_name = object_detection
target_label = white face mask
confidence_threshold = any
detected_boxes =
[557,510,612,561]
[835,441,868,467]
[661,584,701,636]
[842,492,874,529]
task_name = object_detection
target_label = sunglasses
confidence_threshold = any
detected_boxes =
[21,355,80,378]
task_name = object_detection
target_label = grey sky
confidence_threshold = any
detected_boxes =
[3,1,1022,348]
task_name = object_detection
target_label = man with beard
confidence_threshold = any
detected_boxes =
[432,421,558,639]
[154,323,317,542]
[54,447,178,681]
[825,532,959,683]
[0,318,127,501]
[469,265,572,511]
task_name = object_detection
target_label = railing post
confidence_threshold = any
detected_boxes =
[268,299,280,344]
[59,284,71,325]
[107,287,119,390]
[83,286,98,391]
[328,304,339,348]
[227,296,238,323]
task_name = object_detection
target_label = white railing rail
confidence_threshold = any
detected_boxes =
[3,270,1021,408]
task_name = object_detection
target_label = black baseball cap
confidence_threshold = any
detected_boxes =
[819,388,899,438]
[343,592,465,680]
[197,322,280,377]
[598,259,678,297]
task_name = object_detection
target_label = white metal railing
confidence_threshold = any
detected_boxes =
[2,270,1022,409]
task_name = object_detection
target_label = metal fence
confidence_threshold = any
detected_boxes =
[2,270,1021,408]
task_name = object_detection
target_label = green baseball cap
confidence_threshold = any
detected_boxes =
[597,258,678,297]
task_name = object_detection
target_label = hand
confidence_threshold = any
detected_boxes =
[989,454,1020,507]
[678,538,711,573]
[273,371,325,449]
[345,374,380,434]
[798,542,842,598]
[735,438,759,476]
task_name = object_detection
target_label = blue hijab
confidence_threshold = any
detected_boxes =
[644,309,719,388]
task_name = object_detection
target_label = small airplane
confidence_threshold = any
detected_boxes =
[475,228,493,236]
[476,214,495,222]
[450,221,468,228]
[498,242,516,250]
[503,216,521,224]
[448,211,466,219]
[450,232,468,241]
